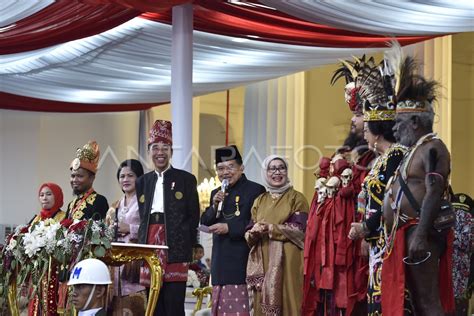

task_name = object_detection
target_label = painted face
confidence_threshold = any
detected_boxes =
[71,284,94,311]
[266,159,288,188]
[39,186,55,210]
[70,168,94,195]
[393,114,416,147]
[149,142,172,172]
[351,112,364,138]
[363,122,378,151]
[216,160,244,187]
[118,166,137,194]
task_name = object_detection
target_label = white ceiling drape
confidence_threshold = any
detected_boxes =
[0,0,54,28]
[261,0,474,35]
[0,17,383,104]
[2,1,473,108]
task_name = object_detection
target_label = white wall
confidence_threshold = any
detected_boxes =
[0,109,140,227]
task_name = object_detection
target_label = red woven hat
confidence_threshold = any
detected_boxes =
[148,120,172,146]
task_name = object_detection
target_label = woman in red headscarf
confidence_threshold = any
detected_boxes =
[27,183,66,316]
[30,182,66,225]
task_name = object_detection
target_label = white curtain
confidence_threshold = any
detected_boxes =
[0,17,381,105]
[0,0,54,27]
[262,1,474,35]
[243,72,306,190]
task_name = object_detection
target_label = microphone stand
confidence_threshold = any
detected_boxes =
[114,207,119,242]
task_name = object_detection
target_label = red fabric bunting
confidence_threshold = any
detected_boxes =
[0,0,140,55]
[0,92,162,113]
[84,0,190,13]
[0,0,434,55]
[141,1,435,47]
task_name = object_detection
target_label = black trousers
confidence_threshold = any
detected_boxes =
[152,281,187,316]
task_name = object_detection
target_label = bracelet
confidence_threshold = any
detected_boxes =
[402,251,431,265]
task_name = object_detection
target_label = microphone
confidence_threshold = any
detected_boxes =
[217,179,229,217]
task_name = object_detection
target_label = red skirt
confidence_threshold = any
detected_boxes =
[140,223,188,287]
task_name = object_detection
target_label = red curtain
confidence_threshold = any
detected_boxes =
[142,1,435,47]
[0,92,160,113]
[0,0,140,55]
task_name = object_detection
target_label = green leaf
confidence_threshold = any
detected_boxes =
[55,252,65,263]
[101,238,111,248]
[93,246,106,257]
[91,231,100,241]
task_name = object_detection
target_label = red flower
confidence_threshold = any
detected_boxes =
[20,226,29,234]
[60,218,73,228]
[69,220,87,232]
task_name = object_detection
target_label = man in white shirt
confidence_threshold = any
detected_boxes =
[136,119,200,316]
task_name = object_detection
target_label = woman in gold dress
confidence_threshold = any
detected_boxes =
[246,155,309,315]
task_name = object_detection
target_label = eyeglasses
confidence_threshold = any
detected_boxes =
[267,166,287,174]
[216,164,239,173]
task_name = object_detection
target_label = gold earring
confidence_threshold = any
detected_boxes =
[374,142,378,152]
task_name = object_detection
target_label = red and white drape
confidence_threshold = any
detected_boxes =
[0,0,472,112]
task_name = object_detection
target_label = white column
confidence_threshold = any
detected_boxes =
[171,3,193,172]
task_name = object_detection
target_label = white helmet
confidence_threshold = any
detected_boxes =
[68,258,112,286]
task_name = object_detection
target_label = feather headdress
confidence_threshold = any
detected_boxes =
[356,53,396,121]
[385,41,438,113]
[331,55,376,113]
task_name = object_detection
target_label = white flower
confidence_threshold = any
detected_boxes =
[91,221,101,233]
[68,232,83,244]
[187,270,201,289]
[44,222,61,253]
[22,222,48,257]
[23,233,43,257]
[6,238,17,251]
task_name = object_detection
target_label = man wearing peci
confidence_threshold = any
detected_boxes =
[201,145,266,315]
[136,119,200,316]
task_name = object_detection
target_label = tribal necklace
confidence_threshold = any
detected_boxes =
[69,188,94,219]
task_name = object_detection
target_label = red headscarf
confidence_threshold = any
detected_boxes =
[38,183,64,219]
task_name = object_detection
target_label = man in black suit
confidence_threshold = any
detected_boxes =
[66,140,108,220]
[200,145,266,315]
[136,120,200,316]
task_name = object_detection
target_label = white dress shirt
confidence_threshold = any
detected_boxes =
[150,166,170,214]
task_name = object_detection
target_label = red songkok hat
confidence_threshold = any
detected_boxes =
[148,120,173,146]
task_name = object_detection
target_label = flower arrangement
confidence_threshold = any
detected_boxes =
[0,218,114,307]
